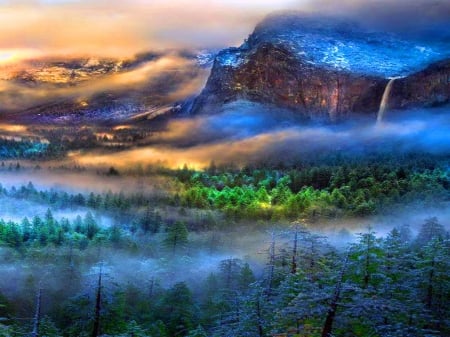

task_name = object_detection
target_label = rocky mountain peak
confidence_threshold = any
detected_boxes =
[190,13,450,121]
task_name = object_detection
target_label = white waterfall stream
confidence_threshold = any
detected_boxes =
[376,77,400,124]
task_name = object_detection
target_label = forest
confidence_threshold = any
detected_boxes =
[174,155,449,219]
[1,0,449,335]
[0,148,448,337]
[0,207,448,337]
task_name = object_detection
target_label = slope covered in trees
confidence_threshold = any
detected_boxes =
[0,215,448,337]
[0,151,448,336]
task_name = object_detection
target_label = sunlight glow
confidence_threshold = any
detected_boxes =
[0,48,41,65]
[0,51,16,64]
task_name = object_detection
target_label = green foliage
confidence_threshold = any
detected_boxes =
[158,282,198,337]
[0,152,449,336]
[0,138,50,159]
[186,325,207,337]
[164,221,189,252]
[0,216,448,337]
[138,207,162,234]
[0,211,103,249]
[174,158,449,220]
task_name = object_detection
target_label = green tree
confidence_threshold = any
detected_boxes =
[164,222,189,253]
[158,282,197,337]
[139,207,162,234]
[84,212,99,240]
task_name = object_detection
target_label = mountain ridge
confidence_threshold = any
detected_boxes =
[190,13,450,121]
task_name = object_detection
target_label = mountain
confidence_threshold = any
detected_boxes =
[2,14,448,125]
[389,60,450,109]
[0,51,210,125]
[190,13,450,121]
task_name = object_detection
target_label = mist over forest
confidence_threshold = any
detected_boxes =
[0,0,449,337]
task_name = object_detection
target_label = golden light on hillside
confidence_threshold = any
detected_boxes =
[70,147,207,171]
[0,124,27,133]
[112,125,133,131]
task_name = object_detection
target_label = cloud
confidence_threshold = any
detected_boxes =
[0,0,302,61]
[67,101,450,169]
[0,55,208,111]
[306,0,450,40]
[0,0,450,64]
[0,0,448,65]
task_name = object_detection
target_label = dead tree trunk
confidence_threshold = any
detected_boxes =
[256,295,264,337]
[426,258,435,309]
[363,231,372,288]
[291,228,298,274]
[92,269,103,337]
[31,288,42,337]
[149,277,155,298]
[321,252,349,337]
[266,232,276,297]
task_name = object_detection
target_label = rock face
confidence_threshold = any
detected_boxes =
[390,60,450,109]
[191,13,450,121]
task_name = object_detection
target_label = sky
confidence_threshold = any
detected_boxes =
[0,0,301,62]
[0,0,449,63]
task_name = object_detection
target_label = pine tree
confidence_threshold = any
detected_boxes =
[158,282,197,337]
[416,217,447,244]
[84,212,99,240]
[164,221,189,253]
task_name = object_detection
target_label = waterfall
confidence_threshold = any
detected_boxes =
[376,77,398,124]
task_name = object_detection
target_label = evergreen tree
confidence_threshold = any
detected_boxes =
[84,212,99,240]
[158,282,197,337]
[164,222,189,253]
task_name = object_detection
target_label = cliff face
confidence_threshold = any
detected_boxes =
[192,43,388,121]
[191,13,450,121]
[390,60,450,109]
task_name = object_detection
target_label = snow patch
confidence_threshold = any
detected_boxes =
[252,16,450,78]
[217,50,244,68]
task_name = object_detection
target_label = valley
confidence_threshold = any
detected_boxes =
[0,4,449,337]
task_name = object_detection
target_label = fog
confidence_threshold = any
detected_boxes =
[0,1,448,333]
[0,55,209,112]
[0,199,447,298]
[1,101,448,306]
[64,102,450,169]
[1,0,448,120]
[0,169,174,196]
[0,194,114,227]
[0,158,448,324]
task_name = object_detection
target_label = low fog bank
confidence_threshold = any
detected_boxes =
[0,203,447,296]
[0,169,173,196]
[69,101,450,169]
[0,54,209,113]
[317,203,450,246]
[0,195,113,228]
[0,165,448,310]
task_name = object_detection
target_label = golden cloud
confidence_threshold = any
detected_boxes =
[0,0,302,62]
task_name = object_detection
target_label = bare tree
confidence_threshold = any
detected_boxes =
[92,265,103,337]
[321,250,350,337]
[31,287,42,337]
